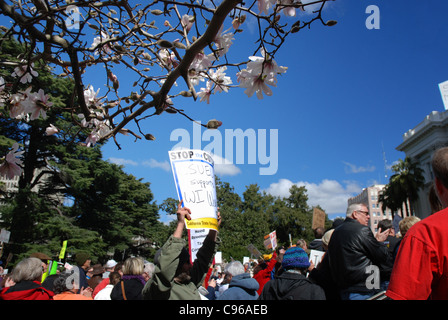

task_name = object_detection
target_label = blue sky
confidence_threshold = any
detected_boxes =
[97,0,448,223]
[3,0,445,223]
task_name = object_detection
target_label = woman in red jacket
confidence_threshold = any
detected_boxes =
[0,257,54,300]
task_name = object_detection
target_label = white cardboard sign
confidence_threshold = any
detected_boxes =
[169,149,218,230]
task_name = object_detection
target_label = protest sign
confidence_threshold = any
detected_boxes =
[188,228,209,263]
[309,249,325,268]
[263,231,277,250]
[169,149,218,230]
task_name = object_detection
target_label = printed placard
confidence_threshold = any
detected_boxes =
[169,149,218,230]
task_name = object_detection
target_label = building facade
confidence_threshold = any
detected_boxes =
[396,110,448,219]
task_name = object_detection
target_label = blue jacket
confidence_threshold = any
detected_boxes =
[217,273,259,300]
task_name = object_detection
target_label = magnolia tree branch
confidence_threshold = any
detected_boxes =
[0,0,336,177]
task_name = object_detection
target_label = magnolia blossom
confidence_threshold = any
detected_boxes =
[214,26,234,57]
[159,49,179,70]
[190,52,215,72]
[237,49,287,99]
[181,14,194,32]
[27,89,52,120]
[84,85,102,108]
[237,69,276,99]
[209,67,232,93]
[91,31,112,55]
[46,124,59,136]
[11,62,38,84]
[0,143,24,179]
[9,87,34,119]
[198,81,213,104]
[257,0,277,15]
[247,48,288,81]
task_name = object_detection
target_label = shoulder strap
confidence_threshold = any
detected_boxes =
[121,281,127,300]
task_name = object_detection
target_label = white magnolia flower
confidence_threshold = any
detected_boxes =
[46,124,59,136]
[0,142,24,179]
[198,81,213,104]
[84,85,101,108]
[11,61,38,84]
[214,26,234,57]
[91,31,112,55]
[209,67,232,93]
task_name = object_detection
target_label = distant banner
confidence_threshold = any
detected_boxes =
[263,231,277,250]
[439,80,448,110]
[169,149,218,230]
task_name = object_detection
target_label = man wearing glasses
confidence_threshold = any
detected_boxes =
[326,203,392,300]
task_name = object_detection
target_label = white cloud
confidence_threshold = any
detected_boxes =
[343,161,376,174]
[212,154,242,176]
[264,178,363,214]
[142,159,171,172]
[108,157,138,166]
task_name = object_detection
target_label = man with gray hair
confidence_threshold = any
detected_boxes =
[387,147,448,300]
[217,261,259,300]
[327,203,392,300]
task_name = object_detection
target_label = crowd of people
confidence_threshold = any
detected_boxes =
[2,147,448,300]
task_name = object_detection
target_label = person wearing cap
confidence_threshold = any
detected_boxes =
[142,200,221,300]
[258,247,326,300]
[73,251,91,292]
[92,260,120,299]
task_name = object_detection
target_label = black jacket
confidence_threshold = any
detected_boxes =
[327,218,393,292]
[258,271,326,300]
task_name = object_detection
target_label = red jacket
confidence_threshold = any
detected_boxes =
[253,252,278,295]
[0,280,54,300]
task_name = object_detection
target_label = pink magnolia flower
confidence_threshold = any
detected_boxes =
[28,89,52,120]
[158,49,179,70]
[181,14,194,33]
[11,61,38,84]
[0,143,24,179]
[190,52,215,72]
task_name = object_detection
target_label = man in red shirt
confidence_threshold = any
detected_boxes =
[386,147,448,300]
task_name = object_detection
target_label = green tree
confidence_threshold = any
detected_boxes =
[380,157,425,217]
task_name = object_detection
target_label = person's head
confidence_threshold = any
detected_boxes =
[399,216,421,237]
[53,272,78,294]
[224,261,245,278]
[143,261,155,282]
[104,259,117,271]
[109,271,121,286]
[281,247,310,275]
[122,257,144,276]
[347,203,370,226]
[322,229,334,251]
[74,252,91,270]
[11,257,44,283]
[30,252,51,273]
[378,219,394,236]
[296,239,307,250]
[313,227,324,239]
[432,147,448,208]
